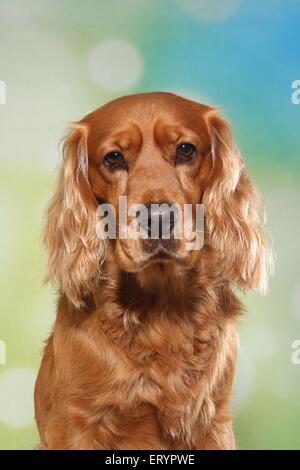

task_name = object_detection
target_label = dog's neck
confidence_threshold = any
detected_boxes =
[88,256,242,374]
[103,258,193,309]
[93,247,237,323]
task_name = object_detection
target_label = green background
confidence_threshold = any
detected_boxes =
[0,0,299,449]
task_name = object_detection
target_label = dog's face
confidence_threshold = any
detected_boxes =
[86,93,212,272]
[44,92,272,306]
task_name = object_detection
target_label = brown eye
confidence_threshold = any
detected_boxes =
[175,142,197,163]
[104,151,127,171]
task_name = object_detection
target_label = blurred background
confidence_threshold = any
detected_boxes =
[0,0,299,450]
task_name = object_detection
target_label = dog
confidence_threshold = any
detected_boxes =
[35,92,272,449]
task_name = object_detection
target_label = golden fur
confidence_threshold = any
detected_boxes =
[35,92,272,449]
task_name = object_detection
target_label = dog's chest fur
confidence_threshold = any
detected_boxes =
[96,287,237,446]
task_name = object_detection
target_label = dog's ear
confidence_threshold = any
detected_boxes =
[203,109,273,292]
[44,123,106,307]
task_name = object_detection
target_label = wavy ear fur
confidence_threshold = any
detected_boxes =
[44,124,105,308]
[203,109,273,292]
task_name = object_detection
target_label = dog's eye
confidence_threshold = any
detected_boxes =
[175,143,197,163]
[104,151,127,171]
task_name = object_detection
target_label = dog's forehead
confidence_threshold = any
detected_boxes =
[86,92,210,137]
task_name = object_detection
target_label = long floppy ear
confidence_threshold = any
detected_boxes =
[203,109,273,292]
[44,123,106,308]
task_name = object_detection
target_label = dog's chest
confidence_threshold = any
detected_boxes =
[123,322,216,444]
[98,305,221,445]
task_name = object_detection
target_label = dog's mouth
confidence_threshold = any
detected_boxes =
[143,243,180,263]
[135,251,184,272]
[142,236,179,253]
[116,237,188,273]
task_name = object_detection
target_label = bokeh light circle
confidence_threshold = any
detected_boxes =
[178,0,240,22]
[87,38,143,91]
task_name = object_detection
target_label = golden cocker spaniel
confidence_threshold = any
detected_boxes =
[35,92,272,450]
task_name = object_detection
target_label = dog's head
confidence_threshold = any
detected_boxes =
[45,92,272,307]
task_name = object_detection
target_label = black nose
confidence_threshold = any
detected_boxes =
[139,202,178,239]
